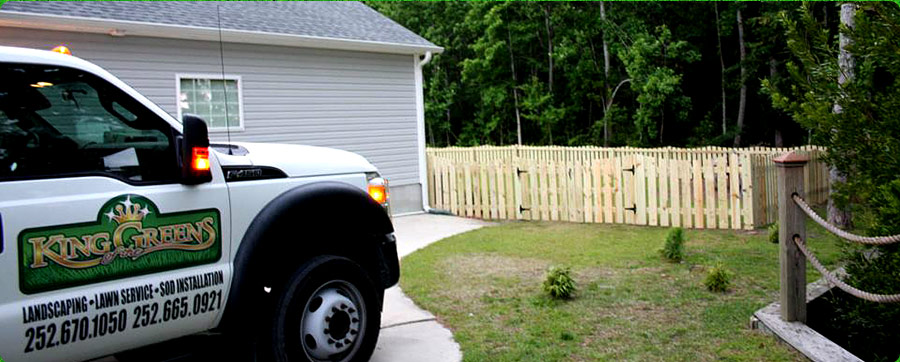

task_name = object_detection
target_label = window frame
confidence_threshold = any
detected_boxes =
[175,73,245,132]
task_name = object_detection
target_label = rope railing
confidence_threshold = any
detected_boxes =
[792,235,900,303]
[792,194,900,245]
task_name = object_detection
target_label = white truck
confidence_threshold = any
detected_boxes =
[0,45,400,362]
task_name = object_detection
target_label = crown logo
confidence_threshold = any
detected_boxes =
[104,196,151,224]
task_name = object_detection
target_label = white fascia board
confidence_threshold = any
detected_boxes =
[0,10,444,55]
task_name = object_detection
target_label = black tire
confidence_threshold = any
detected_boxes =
[265,256,381,362]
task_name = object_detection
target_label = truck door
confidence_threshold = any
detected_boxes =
[0,62,231,362]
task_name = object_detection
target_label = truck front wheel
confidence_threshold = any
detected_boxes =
[267,256,381,362]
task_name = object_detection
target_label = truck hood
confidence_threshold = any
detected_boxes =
[211,142,377,178]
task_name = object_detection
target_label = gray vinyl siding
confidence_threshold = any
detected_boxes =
[0,27,421,187]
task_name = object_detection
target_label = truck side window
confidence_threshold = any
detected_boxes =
[0,63,177,183]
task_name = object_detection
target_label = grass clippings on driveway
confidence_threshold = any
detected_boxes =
[400,222,842,361]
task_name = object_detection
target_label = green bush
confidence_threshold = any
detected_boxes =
[704,262,732,293]
[661,227,686,262]
[542,266,576,299]
[768,223,779,244]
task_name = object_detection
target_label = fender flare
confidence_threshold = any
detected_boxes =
[219,181,394,332]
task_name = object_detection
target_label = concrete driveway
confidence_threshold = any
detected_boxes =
[371,214,493,362]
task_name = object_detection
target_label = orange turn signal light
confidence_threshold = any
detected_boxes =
[191,147,210,171]
[51,45,72,56]
[367,176,388,205]
[368,184,387,204]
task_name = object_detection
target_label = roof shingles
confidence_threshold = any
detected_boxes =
[0,1,436,48]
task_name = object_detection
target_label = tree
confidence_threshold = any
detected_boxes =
[766,3,900,358]
[714,3,728,136]
[733,6,748,146]
[618,26,699,145]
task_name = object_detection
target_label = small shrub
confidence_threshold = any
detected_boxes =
[768,223,779,244]
[542,266,576,299]
[661,227,686,262]
[704,262,732,292]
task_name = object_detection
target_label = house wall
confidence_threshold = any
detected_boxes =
[0,27,423,214]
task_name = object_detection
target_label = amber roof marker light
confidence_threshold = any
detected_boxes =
[51,45,72,55]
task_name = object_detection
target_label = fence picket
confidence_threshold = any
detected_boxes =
[647,155,659,226]
[549,161,559,221]
[704,154,716,228]
[635,154,647,225]
[729,153,741,229]
[716,154,729,229]
[660,153,670,227]
[449,163,458,216]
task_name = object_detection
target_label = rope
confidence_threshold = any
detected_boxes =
[792,236,900,303]
[792,194,900,245]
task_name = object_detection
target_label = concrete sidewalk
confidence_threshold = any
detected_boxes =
[370,213,493,362]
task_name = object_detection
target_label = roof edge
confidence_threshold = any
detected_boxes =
[0,10,444,55]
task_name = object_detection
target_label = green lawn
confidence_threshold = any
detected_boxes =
[400,221,843,361]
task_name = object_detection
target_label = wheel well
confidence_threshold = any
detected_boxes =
[218,181,394,334]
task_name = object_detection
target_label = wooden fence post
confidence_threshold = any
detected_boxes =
[774,152,808,323]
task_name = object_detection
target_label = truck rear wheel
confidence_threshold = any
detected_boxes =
[267,256,381,362]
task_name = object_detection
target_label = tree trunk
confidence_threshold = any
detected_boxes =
[770,58,783,147]
[543,4,554,94]
[715,3,728,136]
[827,3,856,229]
[507,26,523,145]
[734,8,747,147]
[601,1,611,146]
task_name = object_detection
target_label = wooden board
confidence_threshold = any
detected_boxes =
[603,158,614,223]
[704,154,716,228]
[740,153,754,229]
[549,161,559,221]
[449,162,458,216]
[647,155,658,226]
[681,156,693,228]
[729,153,741,229]
[465,163,474,218]
[716,154,729,229]
[623,154,635,224]
[635,154,647,225]
[615,154,625,223]
[693,157,705,229]
[659,153,670,227]
[582,160,592,223]
[488,164,497,219]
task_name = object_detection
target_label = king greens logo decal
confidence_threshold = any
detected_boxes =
[19,195,221,294]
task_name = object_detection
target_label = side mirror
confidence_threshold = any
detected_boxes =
[180,114,212,184]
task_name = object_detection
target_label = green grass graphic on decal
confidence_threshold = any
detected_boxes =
[18,194,221,294]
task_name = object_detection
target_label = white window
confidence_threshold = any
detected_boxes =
[176,74,243,131]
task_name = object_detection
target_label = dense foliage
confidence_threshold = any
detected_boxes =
[704,262,732,293]
[369,1,813,147]
[661,227,685,262]
[542,266,576,299]
[765,3,900,360]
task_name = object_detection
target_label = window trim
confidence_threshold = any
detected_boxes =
[175,73,245,132]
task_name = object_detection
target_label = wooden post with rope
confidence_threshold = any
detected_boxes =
[775,152,808,322]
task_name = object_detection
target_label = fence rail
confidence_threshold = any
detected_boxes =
[427,145,829,230]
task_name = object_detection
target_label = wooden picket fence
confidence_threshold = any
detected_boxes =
[426,146,829,230]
